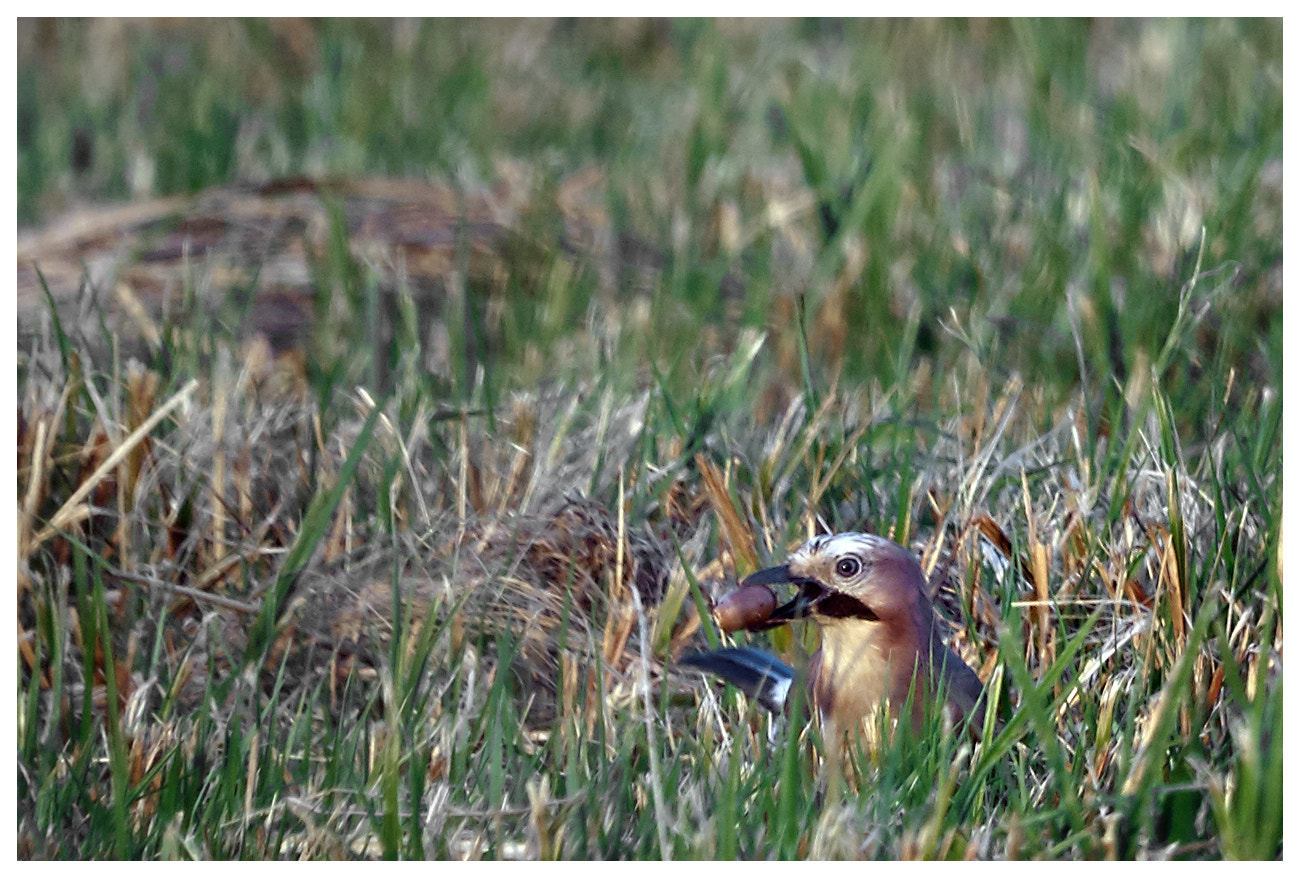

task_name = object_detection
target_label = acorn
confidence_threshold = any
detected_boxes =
[713,584,778,632]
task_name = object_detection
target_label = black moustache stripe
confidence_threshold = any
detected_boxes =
[814,591,879,621]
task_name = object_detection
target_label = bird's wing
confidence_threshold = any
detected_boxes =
[934,641,986,729]
[680,646,795,713]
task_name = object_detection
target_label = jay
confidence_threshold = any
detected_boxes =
[684,532,986,751]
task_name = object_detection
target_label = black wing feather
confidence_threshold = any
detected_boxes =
[681,647,794,713]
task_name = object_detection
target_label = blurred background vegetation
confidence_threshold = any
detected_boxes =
[18,19,1281,421]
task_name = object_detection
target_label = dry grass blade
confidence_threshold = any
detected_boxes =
[28,378,199,550]
[106,567,262,615]
[696,453,756,571]
[17,377,76,579]
[17,417,48,596]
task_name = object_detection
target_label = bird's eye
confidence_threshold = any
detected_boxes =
[835,556,861,579]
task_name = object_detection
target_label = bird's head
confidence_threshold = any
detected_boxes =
[742,532,927,626]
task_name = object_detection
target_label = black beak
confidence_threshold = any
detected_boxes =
[740,565,827,627]
[740,564,797,587]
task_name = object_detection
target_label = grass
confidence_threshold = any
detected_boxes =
[16,19,1281,859]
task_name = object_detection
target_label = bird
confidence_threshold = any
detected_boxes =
[682,532,986,753]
